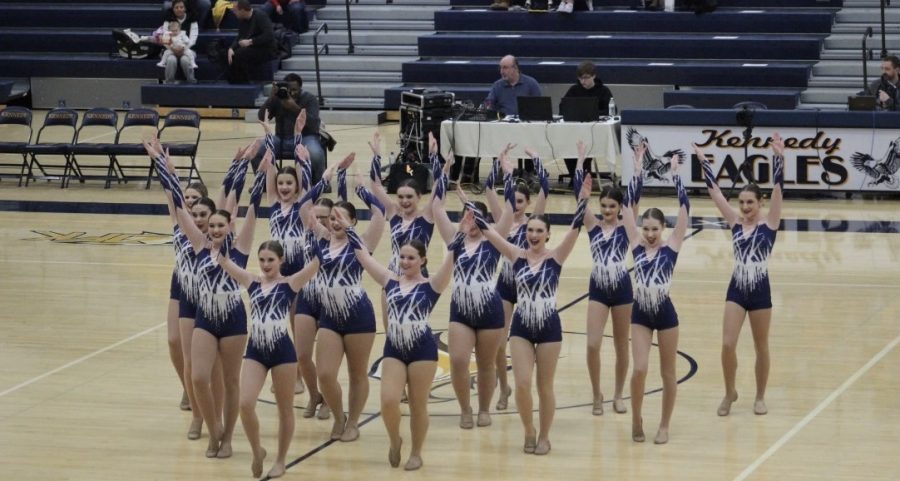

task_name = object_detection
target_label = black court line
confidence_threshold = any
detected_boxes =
[273,224,706,471]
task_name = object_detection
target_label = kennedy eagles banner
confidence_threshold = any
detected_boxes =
[619,124,900,192]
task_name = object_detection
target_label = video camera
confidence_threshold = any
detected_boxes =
[275,81,290,99]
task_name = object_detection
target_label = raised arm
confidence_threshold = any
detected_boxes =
[693,143,739,227]
[147,139,206,250]
[422,132,444,224]
[621,148,643,247]
[431,156,456,244]
[367,132,395,219]
[259,115,280,205]
[766,132,784,230]
[668,155,690,253]
[356,184,387,251]
[493,155,516,237]
[336,209,393,287]
[234,151,271,254]
[575,140,599,231]
[471,206,523,262]
[552,175,591,264]
[217,248,256,289]
[429,246,456,294]
[525,147,548,216]
[287,235,321,292]
[483,157,502,221]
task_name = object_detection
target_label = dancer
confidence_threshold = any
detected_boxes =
[336,208,455,470]
[218,239,321,478]
[622,142,689,445]
[694,135,784,416]
[474,176,591,455]
[433,142,515,429]
[573,140,632,415]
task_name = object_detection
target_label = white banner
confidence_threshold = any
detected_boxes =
[619,124,900,192]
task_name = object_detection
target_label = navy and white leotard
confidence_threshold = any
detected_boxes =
[382,279,441,364]
[726,222,777,311]
[245,281,298,368]
[509,256,562,344]
[315,238,377,335]
[497,223,527,304]
[296,229,324,319]
[450,239,504,330]
[269,201,306,276]
[387,214,434,275]
[587,224,634,307]
[631,245,679,331]
[193,244,249,338]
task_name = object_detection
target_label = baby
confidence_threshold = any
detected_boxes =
[156,20,197,74]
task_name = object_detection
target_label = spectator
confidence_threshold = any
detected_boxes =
[262,0,310,34]
[185,0,211,29]
[485,55,542,176]
[228,0,276,84]
[157,20,197,83]
[869,55,900,111]
[561,61,613,183]
[255,73,326,183]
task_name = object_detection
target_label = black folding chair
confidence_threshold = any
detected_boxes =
[25,108,78,187]
[158,109,203,186]
[106,108,160,189]
[0,106,33,186]
[67,108,120,189]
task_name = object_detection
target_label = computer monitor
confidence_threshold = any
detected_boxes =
[516,96,553,122]
[848,95,877,111]
[560,96,601,122]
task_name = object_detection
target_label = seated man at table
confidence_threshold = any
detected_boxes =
[561,61,612,186]
[484,55,542,176]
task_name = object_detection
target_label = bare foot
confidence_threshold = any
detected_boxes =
[592,395,604,416]
[205,435,220,458]
[388,439,402,468]
[303,393,322,418]
[754,399,768,415]
[632,418,645,443]
[267,460,286,479]
[317,401,332,420]
[613,398,627,414]
[251,448,267,478]
[718,392,738,416]
[476,411,492,427]
[496,384,512,410]
[180,390,191,411]
[340,424,360,442]
[654,428,669,445]
[187,417,202,440]
[216,440,233,459]
[459,407,474,429]
[523,433,537,454]
[404,454,423,471]
[295,378,305,394]
[330,413,346,440]
[534,439,551,455]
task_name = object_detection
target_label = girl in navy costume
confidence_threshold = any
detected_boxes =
[218,240,321,479]
[483,145,549,411]
[154,141,268,458]
[621,142,690,445]
[573,140,632,415]
[338,210,455,471]
[475,177,592,455]
[299,155,389,442]
[694,135,784,417]
[433,148,515,429]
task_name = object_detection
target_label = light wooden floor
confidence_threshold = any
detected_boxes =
[1,116,899,480]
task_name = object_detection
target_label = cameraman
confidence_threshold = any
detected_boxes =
[255,73,326,182]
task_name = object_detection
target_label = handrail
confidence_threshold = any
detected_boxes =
[863,26,873,93]
[880,0,891,58]
[313,23,329,108]
[345,0,355,54]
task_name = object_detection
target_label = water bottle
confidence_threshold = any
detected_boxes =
[608,97,617,117]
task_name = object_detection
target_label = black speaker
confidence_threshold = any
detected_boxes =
[398,105,452,164]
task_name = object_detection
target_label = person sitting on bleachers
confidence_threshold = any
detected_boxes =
[227,0,276,84]
[869,55,900,112]
[185,0,211,30]
[157,20,197,83]
[262,0,310,34]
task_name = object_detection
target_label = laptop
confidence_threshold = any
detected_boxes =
[560,96,601,122]
[516,96,553,121]
[848,95,877,111]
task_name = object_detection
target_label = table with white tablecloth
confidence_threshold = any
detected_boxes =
[439,119,621,175]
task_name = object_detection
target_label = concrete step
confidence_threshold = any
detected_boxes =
[322,96,386,109]
[821,50,886,60]
[298,30,423,45]
[825,33,900,49]
[311,19,434,30]
[831,23,900,34]
[808,76,869,88]
[836,9,900,23]
[295,44,419,55]
[796,101,847,110]
[812,60,883,76]
[317,5,444,21]
[282,55,418,71]
[318,82,397,97]
[287,70,403,82]
[320,109,387,125]
[801,87,861,103]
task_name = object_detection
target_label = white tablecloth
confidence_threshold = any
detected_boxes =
[439,119,621,173]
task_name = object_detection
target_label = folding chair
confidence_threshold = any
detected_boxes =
[158,109,203,186]
[0,106,33,186]
[25,108,78,187]
[106,108,160,189]
[67,108,120,189]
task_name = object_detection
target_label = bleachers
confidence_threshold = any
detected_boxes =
[663,88,802,110]
[142,83,263,108]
